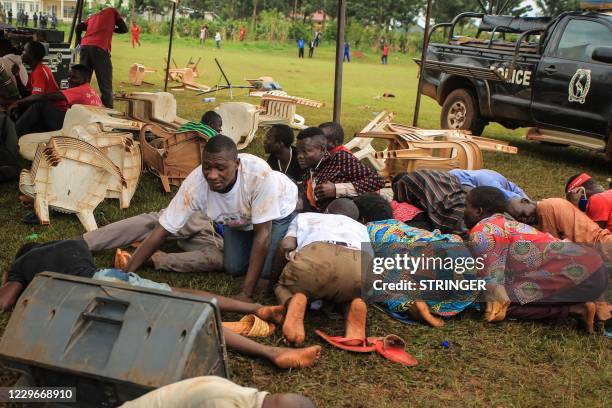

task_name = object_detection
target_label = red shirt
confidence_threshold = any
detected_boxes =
[27,63,59,95]
[131,25,140,38]
[587,190,612,232]
[81,8,121,52]
[329,145,353,156]
[61,83,103,107]
[383,45,389,56]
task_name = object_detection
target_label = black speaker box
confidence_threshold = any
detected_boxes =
[0,272,229,407]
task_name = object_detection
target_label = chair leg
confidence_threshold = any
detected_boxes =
[77,210,98,232]
[34,196,50,225]
[160,175,171,193]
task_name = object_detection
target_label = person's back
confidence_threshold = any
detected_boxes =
[291,212,369,251]
[81,8,122,52]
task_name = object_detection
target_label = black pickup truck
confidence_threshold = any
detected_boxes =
[419,11,612,159]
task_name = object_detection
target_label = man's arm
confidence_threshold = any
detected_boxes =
[125,223,170,272]
[9,91,65,113]
[237,221,272,301]
[114,15,128,34]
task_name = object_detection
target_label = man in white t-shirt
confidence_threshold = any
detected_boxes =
[270,198,375,346]
[121,376,315,408]
[126,135,297,302]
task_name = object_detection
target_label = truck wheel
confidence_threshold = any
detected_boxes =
[441,89,486,136]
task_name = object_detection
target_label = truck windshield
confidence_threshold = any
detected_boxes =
[556,19,612,62]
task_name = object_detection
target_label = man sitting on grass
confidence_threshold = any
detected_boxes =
[177,110,222,137]
[263,124,303,182]
[10,64,102,136]
[125,135,297,302]
[0,239,321,370]
[297,127,385,211]
[319,121,352,156]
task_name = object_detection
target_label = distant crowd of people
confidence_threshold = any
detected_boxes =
[4,9,58,30]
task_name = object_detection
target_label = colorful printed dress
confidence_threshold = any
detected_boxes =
[469,214,602,304]
[367,219,480,321]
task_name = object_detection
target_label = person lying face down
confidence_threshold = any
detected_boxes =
[125,135,297,303]
[120,376,316,408]
[0,239,321,370]
[565,173,611,232]
[296,126,385,211]
[464,186,608,333]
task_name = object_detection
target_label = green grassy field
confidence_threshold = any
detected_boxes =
[1,34,611,407]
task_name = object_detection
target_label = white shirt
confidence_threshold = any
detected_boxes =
[159,154,297,233]
[120,376,268,408]
[215,32,221,41]
[0,54,28,86]
[286,213,371,251]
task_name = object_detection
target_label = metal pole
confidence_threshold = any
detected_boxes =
[412,0,433,127]
[164,1,177,92]
[332,0,347,123]
[67,0,83,45]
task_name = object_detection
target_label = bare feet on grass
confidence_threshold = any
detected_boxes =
[343,298,367,345]
[256,304,286,325]
[594,301,611,322]
[271,345,321,369]
[569,302,596,334]
[410,301,445,328]
[282,293,307,346]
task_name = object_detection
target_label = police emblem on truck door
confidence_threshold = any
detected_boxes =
[568,69,591,104]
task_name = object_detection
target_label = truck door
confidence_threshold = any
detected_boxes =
[532,17,612,138]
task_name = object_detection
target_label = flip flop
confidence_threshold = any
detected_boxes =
[315,329,376,353]
[223,315,276,338]
[368,335,418,367]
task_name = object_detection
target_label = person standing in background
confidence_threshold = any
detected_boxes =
[343,41,350,62]
[297,37,304,58]
[239,25,246,41]
[381,43,389,65]
[131,21,141,48]
[32,12,38,28]
[199,25,207,45]
[7,9,12,25]
[76,7,128,108]
[51,13,57,29]
[215,31,221,48]
[308,38,315,58]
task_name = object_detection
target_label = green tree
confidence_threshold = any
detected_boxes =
[536,0,580,16]
[432,0,531,23]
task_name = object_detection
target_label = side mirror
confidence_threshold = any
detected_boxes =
[592,46,612,63]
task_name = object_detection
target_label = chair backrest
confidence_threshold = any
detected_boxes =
[260,98,297,121]
[214,102,259,148]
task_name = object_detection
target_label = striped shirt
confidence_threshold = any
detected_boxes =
[394,170,467,235]
[177,122,217,138]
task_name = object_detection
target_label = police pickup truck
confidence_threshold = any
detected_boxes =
[419,11,612,159]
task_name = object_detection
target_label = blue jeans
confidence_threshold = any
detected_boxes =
[93,269,172,292]
[223,213,296,278]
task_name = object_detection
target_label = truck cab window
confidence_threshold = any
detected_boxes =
[556,20,612,62]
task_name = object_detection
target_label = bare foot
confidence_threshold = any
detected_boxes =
[256,305,286,325]
[114,248,132,270]
[272,345,321,369]
[0,282,25,311]
[595,301,611,322]
[410,301,445,328]
[343,298,367,346]
[569,302,596,334]
[282,293,307,346]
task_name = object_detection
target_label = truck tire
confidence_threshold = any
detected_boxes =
[441,89,486,136]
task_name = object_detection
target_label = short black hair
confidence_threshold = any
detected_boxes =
[203,134,238,158]
[319,122,344,146]
[466,186,507,215]
[297,127,327,147]
[565,173,600,193]
[327,198,359,220]
[27,41,46,61]
[354,193,393,223]
[201,111,221,127]
[15,242,41,260]
[70,63,91,81]
[269,124,294,148]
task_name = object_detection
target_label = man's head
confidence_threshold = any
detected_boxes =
[326,198,359,220]
[201,135,239,192]
[201,111,222,132]
[263,124,294,155]
[464,186,507,229]
[296,127,327,170]
[262,393,315,408]
[68,64,91,88]
[22,41,46,67]
[319,121,344,150]
[506,197,538,225]
[354,193,393,224]
[0,39,13,57]
[565,173,605,209]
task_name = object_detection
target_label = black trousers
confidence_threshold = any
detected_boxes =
[298,48,304,58]
[80,45,113,108]
[15,102,66,137]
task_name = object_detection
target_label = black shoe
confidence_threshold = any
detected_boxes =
[22,211,40,225]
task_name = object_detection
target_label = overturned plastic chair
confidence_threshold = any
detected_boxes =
[214,102,260,150]
[115,91,188,130]
[19,137,126,232]
[19,104,142,161]
[139,123,209,192]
